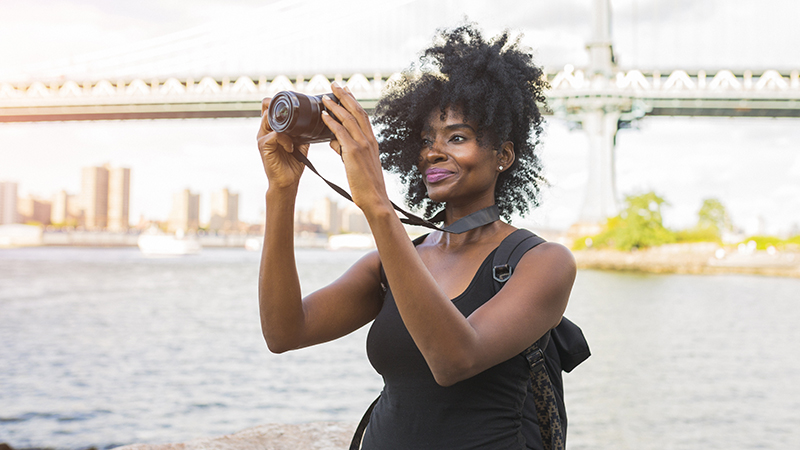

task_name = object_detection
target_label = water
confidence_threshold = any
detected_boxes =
[1,247,799,449]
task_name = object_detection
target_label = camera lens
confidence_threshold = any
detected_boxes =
[273,102,290,125]
[267,91,340,144]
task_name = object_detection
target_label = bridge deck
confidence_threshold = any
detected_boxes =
[1,69,799,122]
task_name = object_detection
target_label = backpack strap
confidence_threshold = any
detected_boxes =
[491,229,565,450]
[491,229,545,289]
[349,396,379,450]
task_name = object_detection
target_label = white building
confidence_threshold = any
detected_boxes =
[209,188,239,232]
[169,189,200,232]
[0,181,18,224]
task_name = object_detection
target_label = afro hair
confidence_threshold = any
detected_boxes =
[374,23,549,222]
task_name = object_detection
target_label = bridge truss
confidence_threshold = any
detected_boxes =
[1,68,799,123]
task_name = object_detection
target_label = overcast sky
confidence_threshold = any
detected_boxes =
[1,0,799,234]
[3,0,800,78]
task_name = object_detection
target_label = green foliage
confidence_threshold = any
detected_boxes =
[785,235,800,251]
[672,197,730,243]
[675,226,721,244]
[742,235,788,250]
[586,192,676,251]
[571,235,592,251]
[571,193,798,253]
[697,198,731,232]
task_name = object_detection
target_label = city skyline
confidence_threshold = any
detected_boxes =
[1,164,247,230]
[1,1,799,235]
[4,113,798,237]
[1,168,379,237]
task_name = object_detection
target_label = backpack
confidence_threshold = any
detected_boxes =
[349,229,590,450]
[493,229,590,450]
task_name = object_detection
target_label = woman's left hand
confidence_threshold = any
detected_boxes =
[321,83,392,217]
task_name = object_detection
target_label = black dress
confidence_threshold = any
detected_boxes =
[363,243,530,449]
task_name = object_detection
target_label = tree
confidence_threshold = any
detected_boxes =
[591,191,675,251]
[697,198,731,233]
[675,198,731,243]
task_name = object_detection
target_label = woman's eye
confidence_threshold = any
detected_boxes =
[421,138,432,147]
[451,135,465,143]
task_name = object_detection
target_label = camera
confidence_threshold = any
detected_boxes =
[267,91,341,144]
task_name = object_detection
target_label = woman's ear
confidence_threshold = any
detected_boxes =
[497,141,515,172]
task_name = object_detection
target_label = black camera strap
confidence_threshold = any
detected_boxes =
[290,150,499,234]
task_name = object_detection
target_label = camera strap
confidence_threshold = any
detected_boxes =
[290,150,499,234]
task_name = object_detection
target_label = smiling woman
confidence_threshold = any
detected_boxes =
[255,22,581,450]
[374,26,549,222]
[416,109,514,211]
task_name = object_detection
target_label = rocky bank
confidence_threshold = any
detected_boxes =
[573,243,800,278]
[115,422,357,450]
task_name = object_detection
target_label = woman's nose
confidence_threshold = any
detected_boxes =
[422,141,447,163]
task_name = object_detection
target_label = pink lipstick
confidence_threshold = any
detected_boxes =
[425,168,454,183]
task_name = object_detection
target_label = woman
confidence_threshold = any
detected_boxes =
[256,24,576,449]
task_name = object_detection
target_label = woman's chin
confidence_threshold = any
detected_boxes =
[425,189,448,204]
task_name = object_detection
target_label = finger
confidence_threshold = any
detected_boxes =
[257,131,278,155]
[321,109,358,149]
[322,96,367,147]
[258,98,273,139]
[261,97,270,117]
[329,139,342,156]
[329,84,373,136]
[258,131,293,156]
[275,132,295,153]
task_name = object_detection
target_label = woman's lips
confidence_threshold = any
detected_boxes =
[425,168,454,183]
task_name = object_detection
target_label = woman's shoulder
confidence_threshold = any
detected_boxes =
[515,233,576,280]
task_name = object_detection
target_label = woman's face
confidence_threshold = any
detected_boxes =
[417,108,502,209]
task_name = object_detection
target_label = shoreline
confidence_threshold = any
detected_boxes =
[573,245,800,278]
[3,230,799,278]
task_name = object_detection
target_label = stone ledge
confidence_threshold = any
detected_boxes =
[115,422,357,450]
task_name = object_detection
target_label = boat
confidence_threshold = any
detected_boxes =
[245,237,262,251]
[137,229,202,256]
[328,233,375,250]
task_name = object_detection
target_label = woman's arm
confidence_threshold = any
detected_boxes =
[256,98,383,354]
[321,84,576,386]
[369,213,575,386]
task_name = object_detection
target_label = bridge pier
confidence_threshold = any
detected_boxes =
[578,107,621,225]
[553,94,645,235]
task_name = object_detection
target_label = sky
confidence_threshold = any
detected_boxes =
[1,0,799,235]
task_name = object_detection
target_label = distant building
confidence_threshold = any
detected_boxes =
[107,167,131,232]
[80,164,131,230]
[81,166,109,229]
[294,198,370,235]
[0,181,18,224]
[18,195,52,225]
[169,189,200,232]
[209,188,239,232]
[51,190,69,225]
[340,203,370,234]
[68,194,84,226]
[51,191,84,227]
[310,197,340,234]
[294,207,323,233]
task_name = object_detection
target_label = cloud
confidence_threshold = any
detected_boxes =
[790,157,800,177]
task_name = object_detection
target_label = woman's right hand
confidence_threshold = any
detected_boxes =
[256,97,309,191]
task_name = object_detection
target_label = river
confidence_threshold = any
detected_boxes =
[1,246,798,449]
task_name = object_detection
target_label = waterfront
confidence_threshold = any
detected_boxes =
[1,246,799,450]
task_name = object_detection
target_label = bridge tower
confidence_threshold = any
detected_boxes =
[552,0,641,232]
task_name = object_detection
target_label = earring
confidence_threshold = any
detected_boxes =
[498,166,504,171]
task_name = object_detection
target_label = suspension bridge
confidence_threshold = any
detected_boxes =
[2,0,798,226]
